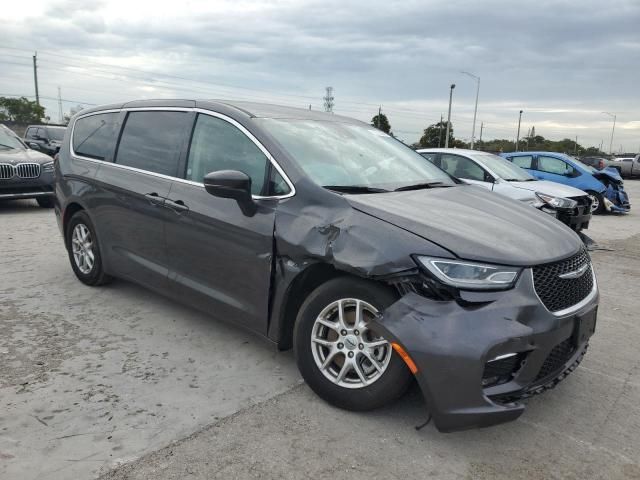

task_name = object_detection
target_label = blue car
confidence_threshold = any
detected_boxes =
[501,151,630,214]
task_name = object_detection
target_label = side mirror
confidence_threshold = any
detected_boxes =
[28,142,40,150]
[204,170,257,216]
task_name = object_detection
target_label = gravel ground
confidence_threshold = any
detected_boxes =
[1,181,640,480]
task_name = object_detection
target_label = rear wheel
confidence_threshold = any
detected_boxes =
[36,196,54,208]
[294,277,412,411]
[586,190,605,214]
[65,211,112,286]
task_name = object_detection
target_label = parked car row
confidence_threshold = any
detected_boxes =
[605,155,640,178]
[502,151,630,214]
[46,100,601,432]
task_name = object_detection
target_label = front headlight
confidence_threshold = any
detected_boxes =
[535,192,577,209]
[42,161,54,172]
[416,256,522,290]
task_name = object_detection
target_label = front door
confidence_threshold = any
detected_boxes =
[165,112,283,334]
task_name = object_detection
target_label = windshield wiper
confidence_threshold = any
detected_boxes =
[323,185,390,194]
[394,181,451,192]
[0,143,17,149]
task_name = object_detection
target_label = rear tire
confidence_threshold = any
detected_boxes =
[294,277,412,411]
[36,197,54,208]
[587,190,605,214]
[65,210,112,286]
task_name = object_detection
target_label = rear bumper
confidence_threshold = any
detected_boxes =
[373,269,599,432]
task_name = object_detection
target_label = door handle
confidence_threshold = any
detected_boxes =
[165,199,189,213]
[144,192,165,206]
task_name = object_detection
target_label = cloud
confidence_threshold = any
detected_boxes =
[0,0,638,149]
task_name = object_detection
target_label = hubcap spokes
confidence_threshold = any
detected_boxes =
[311,298,391,389]
[589,195,599,212]
[72,224,94,274]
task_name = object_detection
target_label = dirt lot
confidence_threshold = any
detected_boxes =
[2,181,640,480]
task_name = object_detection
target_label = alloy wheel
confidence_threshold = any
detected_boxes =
[310,298,392,389]
[71,223,95,274]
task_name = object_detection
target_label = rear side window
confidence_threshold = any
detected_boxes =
[186,114,272,195]
[116,111,188,177]
[511,155,533,169]
[73,113,120,160]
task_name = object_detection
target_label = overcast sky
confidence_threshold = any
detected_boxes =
[1,0,639,150]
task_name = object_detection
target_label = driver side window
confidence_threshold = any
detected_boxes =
[538,155,574,176]
[440,154,488,182]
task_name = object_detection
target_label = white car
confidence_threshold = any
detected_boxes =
[417,148,593,233]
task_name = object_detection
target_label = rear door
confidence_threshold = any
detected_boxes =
[165,112,288,334]
[93,109,193,292]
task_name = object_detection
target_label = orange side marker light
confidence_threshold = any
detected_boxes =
[391,342,419,375]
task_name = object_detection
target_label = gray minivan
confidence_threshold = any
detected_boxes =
[55,100,598,432]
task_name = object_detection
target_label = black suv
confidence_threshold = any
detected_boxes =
[54,100,598,432]
[0,125,56,207]
[24,125,66,157]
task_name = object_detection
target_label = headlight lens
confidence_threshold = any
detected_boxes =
[42,161,54,172]
[535,192,577,209]
[416,256,521,290]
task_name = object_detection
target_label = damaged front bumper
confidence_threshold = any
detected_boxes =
[372,270,598,432]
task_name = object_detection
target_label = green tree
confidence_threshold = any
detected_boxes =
[418,121,449,147]
[371,113,392,134]
[0,97,45,123]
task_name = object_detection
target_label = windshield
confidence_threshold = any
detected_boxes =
[0,128,25,150]
[256,119,456,190]
[469,152,534,181]
[47,128,65,141]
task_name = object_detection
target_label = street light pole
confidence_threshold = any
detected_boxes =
[461,71,480,149]
[515,110,523,151]
[445,84,455,148]
[603,112,616,155]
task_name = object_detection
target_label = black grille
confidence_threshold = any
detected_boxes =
[533,249,594,313]
[534,337,575,382]
[0,163,14,179]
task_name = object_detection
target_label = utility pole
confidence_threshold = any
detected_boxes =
[575,135,578,155]
[445,84,455,148]
[323,87,334,113]
[438,114,443,147]
[461,71,480,149]
[479,122,484,145]
[32,52,40,106]
[603,112,616,155]
[515,110,523,151]
[377,105,382,129]
[599,140,604,153]
[58,86,63,124]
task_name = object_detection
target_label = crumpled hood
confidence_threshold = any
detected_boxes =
[0,148,52,164]
[346,185,581,266]
[594,167,623,184]
[508,180,587,198]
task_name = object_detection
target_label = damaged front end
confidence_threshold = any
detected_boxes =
[594,170,631,213]
[371,259,598,432]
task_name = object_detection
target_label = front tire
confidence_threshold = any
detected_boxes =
[65,211,112,286]
[294,277,412,411]
[587,190,605,214]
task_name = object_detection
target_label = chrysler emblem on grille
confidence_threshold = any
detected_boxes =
[558,263,589,279]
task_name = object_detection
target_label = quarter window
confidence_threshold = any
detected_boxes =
[186,114,273,195]
[440,154,487,182]
[538,155,574,175]
[116,111,189,176]
[73,113,120,161]
[511,155,533,169]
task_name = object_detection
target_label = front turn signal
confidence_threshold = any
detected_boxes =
[391,342,418,375]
